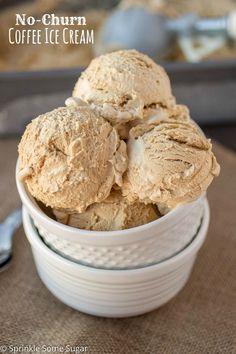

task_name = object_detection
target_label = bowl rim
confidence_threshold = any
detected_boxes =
[22,200,209,275]
[16,159,205,238]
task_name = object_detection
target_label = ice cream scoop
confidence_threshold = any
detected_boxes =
[18,104,127,212]
[73,49,175,138]
[122,117,220,213]
[53,190,159,231]
[97,6,236,61]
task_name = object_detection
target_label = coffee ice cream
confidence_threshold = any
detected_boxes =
[53,190,159,231]
[73,49,176,137]
[18,49,220,230]
[18,104,127,212]
[122,117,220,213]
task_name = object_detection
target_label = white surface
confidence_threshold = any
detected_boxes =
[16,161,205,269]
[178,35,226,62]
[227,11,236,39]
[22,201,209,318]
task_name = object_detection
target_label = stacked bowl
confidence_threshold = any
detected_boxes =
[17,165,209,318]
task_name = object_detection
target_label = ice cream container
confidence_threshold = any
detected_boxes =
[17,160,206,270]
[22,200,209,317]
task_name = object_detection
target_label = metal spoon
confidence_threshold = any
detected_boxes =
[0,208,22,271]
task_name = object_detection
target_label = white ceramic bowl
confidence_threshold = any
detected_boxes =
[22,200,209,317]
[16,162,206,269]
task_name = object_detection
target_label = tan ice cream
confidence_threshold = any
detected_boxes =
[73,49,175,137]
[18,104,127,212]
[17,49,220,231]
[122,117,220,213]
[53,190,159,231]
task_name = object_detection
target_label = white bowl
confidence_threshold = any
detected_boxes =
[16,161,206,269]
[22,200,209,318]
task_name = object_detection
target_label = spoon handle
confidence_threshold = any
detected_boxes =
[3,208,22,232]
[0,208,22,257]
[168,11,236,39]
[194,17,227,36]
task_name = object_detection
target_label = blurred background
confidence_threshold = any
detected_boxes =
[0,0,236,149]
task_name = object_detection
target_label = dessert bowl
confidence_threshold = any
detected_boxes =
[16,160,206,269]
[22,200,209,317]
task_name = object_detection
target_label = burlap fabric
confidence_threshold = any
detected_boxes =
[0,139,235,354]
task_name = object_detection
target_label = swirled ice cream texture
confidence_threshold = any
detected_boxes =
[122,118,220,213]
[73,49,175,137]
[18,49,220,230]
[53,190,159,231]
[18,105,127,212]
